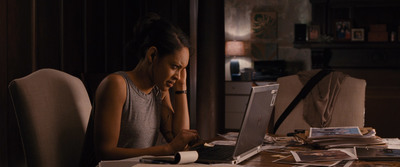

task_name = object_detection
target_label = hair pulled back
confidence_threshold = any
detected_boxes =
[129,13,190,60]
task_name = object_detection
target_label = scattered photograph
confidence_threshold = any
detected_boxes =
[273,155,341,166]
[291,149,357,162]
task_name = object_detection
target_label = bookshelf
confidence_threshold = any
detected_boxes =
[296,0,400,138]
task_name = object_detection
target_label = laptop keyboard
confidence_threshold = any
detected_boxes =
[191,145,235,161]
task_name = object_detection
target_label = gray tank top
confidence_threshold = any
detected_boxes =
[116,72,162,148]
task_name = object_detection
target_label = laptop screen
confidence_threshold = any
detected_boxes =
[233,84,278,157]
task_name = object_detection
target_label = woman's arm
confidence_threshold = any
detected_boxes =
[160,68,190,142]
[171,68,190,133]
[93,74,196,160]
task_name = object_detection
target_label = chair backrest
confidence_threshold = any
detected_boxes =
[8,68,92,167]
[273,73,366,135]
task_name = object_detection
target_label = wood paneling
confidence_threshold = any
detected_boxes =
[105,0,124,72]
[6,0,34,166]
[63,0,85,75]
[36,0,61,69]
[0,0,8,166]
[86,0,106,73]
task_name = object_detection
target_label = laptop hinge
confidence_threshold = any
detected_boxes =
[234,145,262,164]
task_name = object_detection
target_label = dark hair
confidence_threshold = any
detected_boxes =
[128,13,190,60]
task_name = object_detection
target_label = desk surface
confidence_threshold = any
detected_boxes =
[241,150,400,166]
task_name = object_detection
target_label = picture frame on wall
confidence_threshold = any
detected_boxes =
[351,28,364,41]
[398,26,400,41]
[334,20,351,41]
[308,24,320,41]
[250,11,278,60]
[250,41,277,61]
[251,12,277,40]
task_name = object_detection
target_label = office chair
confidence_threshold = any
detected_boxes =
[273,70,366,135]
[9,68,92,167]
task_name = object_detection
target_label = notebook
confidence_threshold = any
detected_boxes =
[193,84,279,164]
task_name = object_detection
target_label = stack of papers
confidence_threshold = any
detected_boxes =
[273,148,357,166]
[356,147,400,161]
[306,126,386,149]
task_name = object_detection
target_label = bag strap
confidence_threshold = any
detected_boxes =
[273,69,332,134]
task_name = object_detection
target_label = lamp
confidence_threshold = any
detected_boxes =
[225,41,245,81]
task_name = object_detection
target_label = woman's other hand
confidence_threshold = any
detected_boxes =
[166,129,199,154]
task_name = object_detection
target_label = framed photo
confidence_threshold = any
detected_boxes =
[398,26,400,41]
[308,24,320,41]
[334,20,351,41]
[351,28,364,41]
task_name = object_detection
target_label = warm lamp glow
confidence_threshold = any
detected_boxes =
[225,41,245,56]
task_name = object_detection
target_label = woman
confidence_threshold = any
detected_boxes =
[80,13,199,167]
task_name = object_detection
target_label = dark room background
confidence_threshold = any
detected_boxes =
[2,0,400,166]
[1,0,227,166]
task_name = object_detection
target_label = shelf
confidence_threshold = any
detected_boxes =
[294,42,400,49]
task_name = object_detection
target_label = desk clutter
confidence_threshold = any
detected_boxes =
[97,128,400,167]
[266,126,400,166]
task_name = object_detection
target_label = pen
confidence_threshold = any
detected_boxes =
[139,158,169,164]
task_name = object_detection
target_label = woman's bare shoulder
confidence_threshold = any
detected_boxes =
[99,73,125,87]
[96,73,127,100]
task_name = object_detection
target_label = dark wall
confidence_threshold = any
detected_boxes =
[0,0,190,166]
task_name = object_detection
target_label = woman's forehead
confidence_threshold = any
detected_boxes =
[164,47,189,66]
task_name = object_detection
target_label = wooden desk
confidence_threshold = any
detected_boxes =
[241,150,400,166]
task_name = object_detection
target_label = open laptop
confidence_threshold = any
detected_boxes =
[193,84,279,164]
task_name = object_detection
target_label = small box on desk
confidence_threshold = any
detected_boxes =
[368,31,388,42]
[368,24,388,42]
[370,24,387,32]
